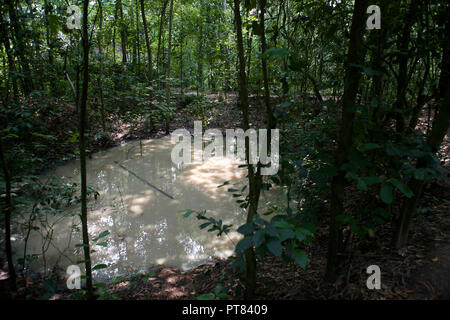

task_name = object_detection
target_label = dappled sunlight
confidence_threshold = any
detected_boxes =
[13,136,281,281]
[181,155,246,198]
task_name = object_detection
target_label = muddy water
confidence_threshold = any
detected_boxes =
[12,136,283,281]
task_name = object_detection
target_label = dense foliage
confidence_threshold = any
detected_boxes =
[0,0,449,299]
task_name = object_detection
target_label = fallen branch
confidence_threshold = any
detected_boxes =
[113,161,174,200]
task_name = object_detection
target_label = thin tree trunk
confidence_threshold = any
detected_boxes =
[113,27,116,62]
[80,0,94,300]
[97,0,106,132]
[259,0,275,130]
[165,0,174,135]
[197,24,204,95]
[131,6,137,65]
[44,0,53,65]
[1,15,19,99]
[392,18,450,248]
[116,0,128,64]
[408,59,430,132]
[233,0,262,299]
[394,0,418,134]
[135,0,141,70]
[0,135,17,296]
[180,35,184,97]
[140,0,153,85]
[325,0,368,282]
[370,0,397,123]
[157,0,169,89]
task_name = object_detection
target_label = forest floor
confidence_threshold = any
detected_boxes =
[3,180,447,300]
[1,91,449,300]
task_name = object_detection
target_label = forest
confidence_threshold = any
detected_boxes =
[0,0,449,301]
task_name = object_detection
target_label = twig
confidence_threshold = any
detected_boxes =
[114,161,174,200]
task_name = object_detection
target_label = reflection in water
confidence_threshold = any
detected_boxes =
[12,136,281,281]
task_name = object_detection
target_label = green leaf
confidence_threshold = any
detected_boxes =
[357,179,367,191]
[214,284,223,295]
[278,229,296,241]
[199,222,212,229]
[43,279,57,293]
[266,239,282,257]
[360,143,381,152]
[389,178,414,198]
[252,229,265,248]
[345,171,358,180]
[32,132,54,140]
[235,237,253,253]
[217,293,229,300]
[217,181,230,188]
[237,223,256,235]
[362,176,383,186]
[293,250,308,269]
[197,293,215,300]
[380,183,394,204]
[182,209,194,218]
[295,228,313,242]
[263,48,291,60]
[96,242,108,247]
[274,220,294,229]
[413,168,426,180]
[93,230,110,242]
[68,132,80,143]
[266,223,279,237]
[92,264,108,271]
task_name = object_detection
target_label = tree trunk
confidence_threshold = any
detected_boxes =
[97,0,106,132]
[259,0,275,130]
[394,0,418,134]
[165,0,174,135]
[325,0,368,282]
[0,13,19,99]
[116,0,128,64]
[392,18,450,248]
[44,0,54,66]
[197,24,204,95]
[233,0,262,299]
[0,135,17,296]
[113,25,116,62]
[157,0,169,89]
[140,0,153,86]
[135,0,141,70]
[371,0,399,124]
[180,35,184,97]
[80,0,94,300]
